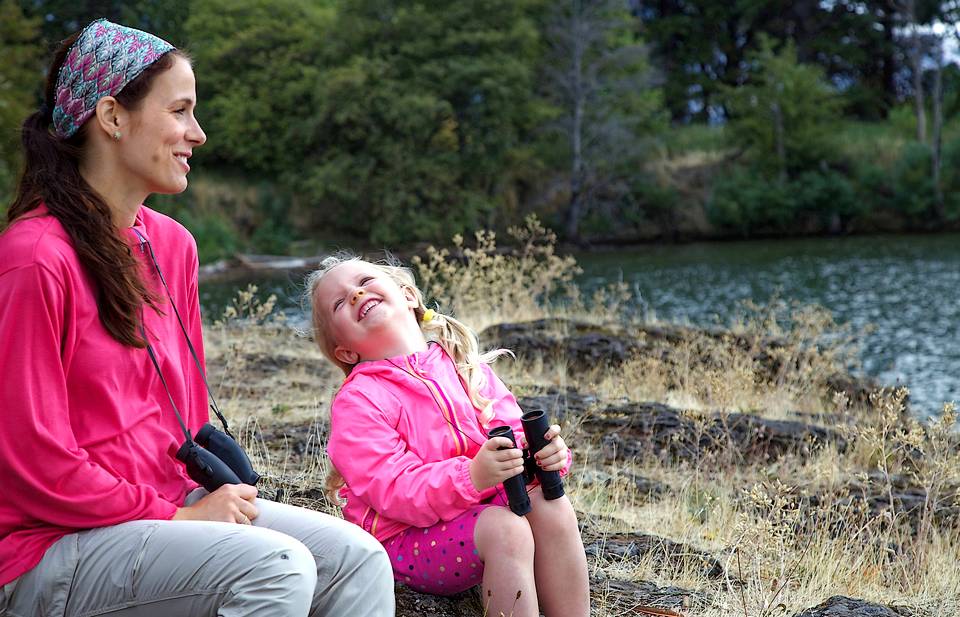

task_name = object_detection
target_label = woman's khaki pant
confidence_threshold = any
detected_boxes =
[0,492,394,617]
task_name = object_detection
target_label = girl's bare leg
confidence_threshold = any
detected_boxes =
[474,506,539,617]
[525,487,590,617]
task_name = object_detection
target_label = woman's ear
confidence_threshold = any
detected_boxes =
[92,96,128,140]
[334,345,360,366]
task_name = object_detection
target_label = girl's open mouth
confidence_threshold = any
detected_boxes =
[358,298,381,320]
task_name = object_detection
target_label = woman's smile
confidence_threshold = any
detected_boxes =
[174,151,191,172]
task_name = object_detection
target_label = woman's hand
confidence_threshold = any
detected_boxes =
[527,424,568,472]
[173,484,259,524]
[469,437,525,492]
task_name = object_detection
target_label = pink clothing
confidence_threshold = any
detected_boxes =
[327,344,572,543]
[384,497,501,595]
[0,205,207,586]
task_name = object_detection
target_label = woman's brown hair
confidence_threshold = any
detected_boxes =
[6,32,187,348]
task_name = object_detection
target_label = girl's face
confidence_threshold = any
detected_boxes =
[116,56,206,195]
[313,261,420,365]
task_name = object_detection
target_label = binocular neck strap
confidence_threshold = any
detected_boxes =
[142,325,193,444]
[132,228,234,439]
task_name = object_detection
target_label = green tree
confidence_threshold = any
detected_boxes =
[295,0,549,245]
[721,36,841,181]
[181,0,333,248]
[185,0,332,175]
[186,0,547,246]
[638,0,898,121]
[18,1,191,49]
[541,0,666,241]
[0,0,43,202]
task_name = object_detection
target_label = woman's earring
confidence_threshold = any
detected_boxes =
[112,130,122,141]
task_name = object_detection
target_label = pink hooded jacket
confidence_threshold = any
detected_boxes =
[326,343,571,542]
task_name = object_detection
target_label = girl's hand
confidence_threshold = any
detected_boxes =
[469,437,525,492]
[173,484,259,525]
[530,424,568,472]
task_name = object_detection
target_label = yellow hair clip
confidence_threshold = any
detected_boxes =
[421,308,436,323]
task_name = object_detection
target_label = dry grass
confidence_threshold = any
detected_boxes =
[203,221,960,616]
[410,215,582,333]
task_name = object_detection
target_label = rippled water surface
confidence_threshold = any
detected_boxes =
[201,233,960,416]
[575,234,960,416]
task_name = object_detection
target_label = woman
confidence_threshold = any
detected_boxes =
[0,19,394,617]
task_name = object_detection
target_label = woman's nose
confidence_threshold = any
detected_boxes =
[189,116,206,146]
[349,289,365,306]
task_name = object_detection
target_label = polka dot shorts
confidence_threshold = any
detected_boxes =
[384,492,508,595]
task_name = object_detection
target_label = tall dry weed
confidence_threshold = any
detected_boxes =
[411,215,581,332]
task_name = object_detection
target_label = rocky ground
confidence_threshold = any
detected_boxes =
[208,317,959,617]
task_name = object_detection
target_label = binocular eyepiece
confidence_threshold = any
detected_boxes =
[520,409,565,501]
[175,423,260,493]
[487,407,565,517]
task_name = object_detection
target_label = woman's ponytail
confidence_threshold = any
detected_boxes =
[5,37,183,348]
[9,103,159,348]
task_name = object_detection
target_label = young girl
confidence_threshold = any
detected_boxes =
[308,254,590,617]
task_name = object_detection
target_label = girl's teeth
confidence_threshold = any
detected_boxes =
[361,300,380,318]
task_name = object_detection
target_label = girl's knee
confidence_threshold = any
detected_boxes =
[475,507,534,561]
[528,492,579,535]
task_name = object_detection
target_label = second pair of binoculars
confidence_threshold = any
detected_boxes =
[176,423,261,494]
[488,408,565,517]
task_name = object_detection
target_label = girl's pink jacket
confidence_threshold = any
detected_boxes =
[327,343,572,542]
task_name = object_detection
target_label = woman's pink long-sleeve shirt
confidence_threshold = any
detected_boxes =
[0,205,207,586]
[327,343,571,542]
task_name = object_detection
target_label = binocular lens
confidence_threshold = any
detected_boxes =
[176,440,243,493]
[488,425,531,517]
[174,424,261,493]
[195,423,261,486]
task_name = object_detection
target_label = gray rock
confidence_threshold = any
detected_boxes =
[574,469,668,503]
[800,472,960,536]
[792,595,915,617]
[482,319,642,371]
[482,318,879,407]
[395,583,482,617]
[579,400,846,465]
[583,531,725,579]
[392,572,709,617]
[515,389,603,423]
[590,572,711,615]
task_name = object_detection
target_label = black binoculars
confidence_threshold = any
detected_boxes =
[488,408,565,517]
[176,423,261,493]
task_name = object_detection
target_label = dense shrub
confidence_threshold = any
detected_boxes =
[708,170,795,235]
[791,170,861,222]
[710,168,864,235]
[890,142,936,218]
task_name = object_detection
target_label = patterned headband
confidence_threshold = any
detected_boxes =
[52,19,175,140]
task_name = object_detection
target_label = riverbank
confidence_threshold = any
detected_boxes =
[196,226,960,283]
[203,304,959,616]
[198,230,960,417]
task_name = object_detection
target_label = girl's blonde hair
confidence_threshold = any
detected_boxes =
[305,252,511,503]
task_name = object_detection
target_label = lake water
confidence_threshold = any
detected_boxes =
[200,233,960,416]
